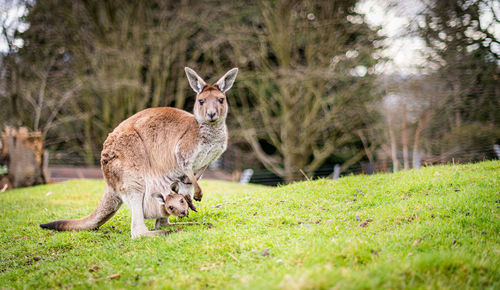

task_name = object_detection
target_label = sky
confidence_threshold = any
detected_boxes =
[357,0,428,75]
[0,1,28,53]
[360,0,500,74]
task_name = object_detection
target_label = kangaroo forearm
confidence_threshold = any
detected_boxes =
[195,166,208,180]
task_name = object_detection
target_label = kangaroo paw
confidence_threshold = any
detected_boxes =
[184,194,197,212]
[194,189,203,202]
[187,170,203,202]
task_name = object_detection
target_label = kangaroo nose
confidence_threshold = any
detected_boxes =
[208,112,217,120]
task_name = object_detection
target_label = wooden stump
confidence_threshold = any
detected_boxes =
[1,127,47,189]
[0,176,11,192]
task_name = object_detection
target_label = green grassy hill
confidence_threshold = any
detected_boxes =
[0,161,499,289]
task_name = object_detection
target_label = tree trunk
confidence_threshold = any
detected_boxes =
[412,113,429,169]
[388,118,399,172]
[284,153,305,184]
[284,158,295,184]
[401,105,409,170]
[1,127,47,188]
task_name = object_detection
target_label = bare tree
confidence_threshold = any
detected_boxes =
[3,0,384,172]
[231,0,382,182]
[379,74,443,171]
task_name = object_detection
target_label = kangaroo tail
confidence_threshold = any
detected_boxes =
[40,187,122,231]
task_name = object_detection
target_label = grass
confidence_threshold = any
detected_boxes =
[0,161,499,289]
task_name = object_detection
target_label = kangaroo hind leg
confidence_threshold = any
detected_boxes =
[40,185,122,231]
[126,192,170,238]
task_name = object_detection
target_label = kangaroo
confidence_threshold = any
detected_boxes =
[40,67,238,238]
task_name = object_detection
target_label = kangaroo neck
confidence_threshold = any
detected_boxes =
[197,119,227,140]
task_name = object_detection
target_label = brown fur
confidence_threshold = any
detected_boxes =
[40,67,238,238]
[101,108,199,191]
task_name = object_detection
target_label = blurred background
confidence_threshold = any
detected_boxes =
[0,0,498,188]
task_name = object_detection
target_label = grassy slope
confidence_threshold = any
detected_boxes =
[0,161,499,289]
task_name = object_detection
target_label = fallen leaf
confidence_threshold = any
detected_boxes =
[89,265,99,272]
[262,249,269,257]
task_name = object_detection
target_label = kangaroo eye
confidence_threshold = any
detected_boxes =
[218,98,224,104]
[199,99,204,105]
[180,199,184,203]
[169,206,174,210]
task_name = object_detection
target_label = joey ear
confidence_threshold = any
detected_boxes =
[170,182,179,193]
[152,192,165,205]
[215,68,238,93]
[185,67,207,94]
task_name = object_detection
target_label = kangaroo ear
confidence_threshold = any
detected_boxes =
[152,192,165,205]
[215,68,238,93]
[185,67,207,94]
[170,182,179,193]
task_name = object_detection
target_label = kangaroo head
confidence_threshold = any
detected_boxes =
[185,67,238,124]
[153,192,189,218]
